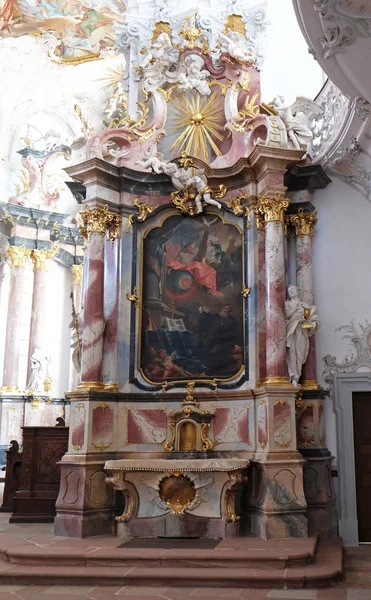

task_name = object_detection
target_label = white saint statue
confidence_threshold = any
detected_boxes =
[285,285,319,386]
[270,96,322,151]
[25,348,45,393]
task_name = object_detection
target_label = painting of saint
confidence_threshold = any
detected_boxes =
[141,213,244,383]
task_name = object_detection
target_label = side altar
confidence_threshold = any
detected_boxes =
[55,10,336,540]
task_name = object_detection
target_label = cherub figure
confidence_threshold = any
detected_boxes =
[270,95,322,151]
[140,32,173,69]
[219,31,254,64]
[178,55,211,96]
[176,169,226,214]
[137,147,166,174]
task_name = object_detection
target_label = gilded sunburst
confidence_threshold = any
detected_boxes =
[168,91,225,162]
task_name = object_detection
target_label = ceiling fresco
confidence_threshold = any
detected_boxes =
[0,0,125,64]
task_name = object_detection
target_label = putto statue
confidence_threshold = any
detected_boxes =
[285,285,320,386]
[140,32,173,70]
[178,55,211,96]
[137,150,226,215]
[270,96,322,151]
[219,31,254,64]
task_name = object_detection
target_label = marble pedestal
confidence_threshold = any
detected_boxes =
[105,457,249,540]
[301,449,337,539]
[248,452,308,540]
[54,453,115,538]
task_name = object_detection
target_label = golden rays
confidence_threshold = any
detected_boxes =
[168,91,225,162]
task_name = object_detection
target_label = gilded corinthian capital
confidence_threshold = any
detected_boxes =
[78,205,122,242]
[257,192,289,223]
[290,208,317,238]
[5,245,31,269]
[30,242,58,272]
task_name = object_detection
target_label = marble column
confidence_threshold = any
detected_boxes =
[55,206,121,538]
[2,246,30,392]
[254,211,266,385]
[102,236,120,390]
[77,205,121,389]
[290,208,337,538]
[257,193,289,385]
[69,264,83,390]
[27,243,58,384]
[0,259,6,307]
[290,208,318,389]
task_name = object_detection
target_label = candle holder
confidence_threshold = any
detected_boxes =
[302,306,314,329]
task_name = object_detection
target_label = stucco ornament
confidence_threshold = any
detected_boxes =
[178,55,211,96]
[314,0,371,58]
[323,320,371,396]
[326,137,371,201]
[308,81,350,161]
[286,285,320,386]
[140,32,174,70]
[271,96,323,152]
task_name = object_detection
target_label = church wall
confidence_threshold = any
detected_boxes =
[312,175,371,464]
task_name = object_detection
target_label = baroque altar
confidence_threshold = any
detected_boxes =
[54,8,336,540]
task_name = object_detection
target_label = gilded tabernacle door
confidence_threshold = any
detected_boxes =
[139,212,245,385]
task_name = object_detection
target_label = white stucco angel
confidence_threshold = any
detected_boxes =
[178,55,211,96]
[137,146,166,174]
[286,285,320,386]
[219,31,254,64]
[25,348,45,393]
[140,32,173,69]
[175,169,223,214]
[270,96,322,151]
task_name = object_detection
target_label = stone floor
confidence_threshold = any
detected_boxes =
[0,510,366,600]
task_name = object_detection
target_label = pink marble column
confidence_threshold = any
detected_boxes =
[2,247,30,391]
[255,212,266,384]
[69,264,83,390]
[291,209,318,388]
[27,244,58,383]
[102,237,119,390]
[257,194,290,384]
[78,206,121,389]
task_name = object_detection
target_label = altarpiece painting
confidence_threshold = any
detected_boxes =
[140,213,244,383]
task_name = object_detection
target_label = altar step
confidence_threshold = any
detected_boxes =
[0,537,343,589]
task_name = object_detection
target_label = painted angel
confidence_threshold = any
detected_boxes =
[270,96,323,151]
